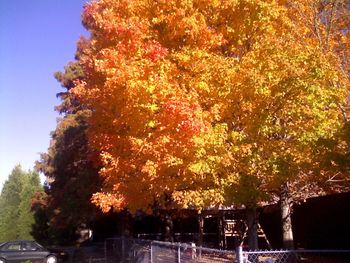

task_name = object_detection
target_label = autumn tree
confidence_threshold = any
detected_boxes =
[269,0,350,248]
[294,0,350,180]
[68,0,349,249]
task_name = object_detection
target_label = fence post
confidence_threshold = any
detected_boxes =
[150,241,153,263]
[178,244,181,263]
[104,239,107,263]
[121,237,125,263]
[237,245,244,263]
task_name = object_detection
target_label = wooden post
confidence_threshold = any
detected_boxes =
[198,213,204,246]
[121,237,125,263]
[218,212,224,249]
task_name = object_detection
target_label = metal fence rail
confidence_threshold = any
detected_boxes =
[242,250,350,263]
[105,237,236,263]
[102,237,350,263]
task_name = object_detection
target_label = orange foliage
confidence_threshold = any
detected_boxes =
[70,0,350,213]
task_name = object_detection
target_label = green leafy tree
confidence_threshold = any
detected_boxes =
[0,165,25,241]
[18,171,43,240]
[0,165,43,241]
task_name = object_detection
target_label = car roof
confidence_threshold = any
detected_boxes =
[0,240,41,246]
[6,240,36,242]
[2,240,39,243]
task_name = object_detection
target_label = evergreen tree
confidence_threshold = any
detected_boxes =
[0,165,43,241]
[34,60,102,245]
[18,171,43,240]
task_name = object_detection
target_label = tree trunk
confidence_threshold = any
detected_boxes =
[280,183,294,249]
[246,206,258,250]
[121,210,131,237]
[218,213,224,249]
[198,213,204,247]
[164,213,174,242]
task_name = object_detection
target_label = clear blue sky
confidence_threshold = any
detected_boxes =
[0,0,88,188]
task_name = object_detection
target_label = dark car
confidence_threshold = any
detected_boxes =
[0,240,59,263]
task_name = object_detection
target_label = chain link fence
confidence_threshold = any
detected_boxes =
[104,238,350,263]
[105,237,236,262]
[241,249,350,263]
[56,243,106,263]
[57,237,349,263]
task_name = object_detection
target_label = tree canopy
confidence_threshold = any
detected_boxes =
[67,0,349,215]
[0,165,43,241]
